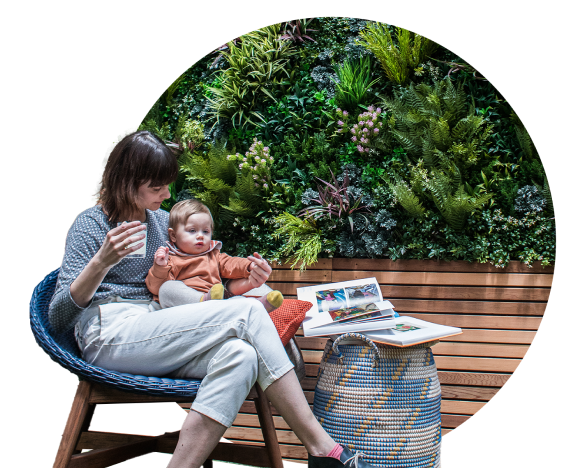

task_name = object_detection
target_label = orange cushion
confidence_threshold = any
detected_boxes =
[268,299,312,346]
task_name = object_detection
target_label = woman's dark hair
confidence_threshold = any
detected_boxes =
[98,130,178,222]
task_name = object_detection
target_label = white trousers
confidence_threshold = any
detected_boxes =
[76,296,294,427]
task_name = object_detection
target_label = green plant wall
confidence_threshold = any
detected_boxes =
[138,18,555,269]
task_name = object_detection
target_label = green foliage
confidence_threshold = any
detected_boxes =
[333,56,379,112]
[384,77,491,169]
[208,25,298,127]
[477,209,555,267]
[137,17,555,270]
[174,116,205,151]
[231,216,284,263]
[273,212,328,270]
[254,80,336,144]
[357,23,438,85]
[383,172,426,218]
[280,18,317,44]
[270,132,339,179]
[179,141,260,232]
[382,77,494,229]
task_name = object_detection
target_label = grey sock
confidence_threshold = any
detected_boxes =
[159,280,204,308]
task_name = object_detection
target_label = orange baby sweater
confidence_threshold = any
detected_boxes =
[146,242,251,301]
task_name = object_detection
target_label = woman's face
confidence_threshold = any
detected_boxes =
[136,182,171,212]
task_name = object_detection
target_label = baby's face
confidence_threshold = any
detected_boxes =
[170,212,213,255]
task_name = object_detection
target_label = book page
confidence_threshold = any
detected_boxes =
[316,283,381,314]
[298,277,389,333]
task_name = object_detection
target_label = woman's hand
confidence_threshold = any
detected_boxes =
[154,246,169,266]
[94,221,147,270]
[247,252,272,289]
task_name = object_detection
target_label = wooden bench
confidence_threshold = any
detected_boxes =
[178,258,553,464]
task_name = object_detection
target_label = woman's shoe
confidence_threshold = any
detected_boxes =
[309,445,375,468]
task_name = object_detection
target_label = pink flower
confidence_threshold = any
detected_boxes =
[363,128,368,133]
[255,183,259,187]
[264,147,269,152]
[337,108,342,113]
[352,136,357,142]
[368,105,375,112]
[239,164,243,169]
[357,145,364,152]
[368,121,374,127]
[338,120,344,126]
[374,128,379,133]
[263,183,268,188]
[343,110,348,116]
[376,108,382,113]
[365,148,370,153]
[255,156,260,161]
[351,128,356,134]
[243,157,247,162]
[261,159,266,163]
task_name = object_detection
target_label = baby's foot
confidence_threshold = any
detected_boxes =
[201,284,225,302]
[257,290,284,313]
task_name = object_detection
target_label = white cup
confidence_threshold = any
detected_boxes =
[117,222,147,258]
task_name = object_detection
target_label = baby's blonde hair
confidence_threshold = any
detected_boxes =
[169,199,214,231]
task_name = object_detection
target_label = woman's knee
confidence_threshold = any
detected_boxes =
[210,338,259,382]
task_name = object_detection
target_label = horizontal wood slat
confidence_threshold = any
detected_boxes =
[272,269,552,287]
[301,343,529,361]
[380,285,550,301]
[391,299,547,316]
[279,285,550,302]
[437,371,510,387]
[331,258,553,274]
[403,313,542,330]
[332,271,552,287]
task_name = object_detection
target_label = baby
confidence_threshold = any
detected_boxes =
[146,198,284,312]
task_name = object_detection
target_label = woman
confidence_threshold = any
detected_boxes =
[49,130,374,468]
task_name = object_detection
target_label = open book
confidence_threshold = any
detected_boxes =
[331,316,463,347]
[297,278,396,337]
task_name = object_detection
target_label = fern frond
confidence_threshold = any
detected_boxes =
[235,173,263,208]
[533,177,554,216]
[273,212,322,270]
[388,175,426,218]
[226,198,253,217]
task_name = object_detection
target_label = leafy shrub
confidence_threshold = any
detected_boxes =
[208,25,297,127]
[333,56,379,112]
[357,23,438,85]
[514,185,547,213]
[273,212,327,270]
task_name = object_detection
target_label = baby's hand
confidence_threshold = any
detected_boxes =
[154,246,169,266]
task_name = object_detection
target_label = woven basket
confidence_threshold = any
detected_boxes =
[313,333,441,468]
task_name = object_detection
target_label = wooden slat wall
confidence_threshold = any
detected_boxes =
[218,259,553,463]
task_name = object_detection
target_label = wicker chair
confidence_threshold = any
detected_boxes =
[30,269,284,468]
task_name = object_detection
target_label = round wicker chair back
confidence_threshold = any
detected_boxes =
[30,269,202,398]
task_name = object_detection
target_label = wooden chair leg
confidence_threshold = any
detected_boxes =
[254,385,284,468]
[53,381,94,468]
